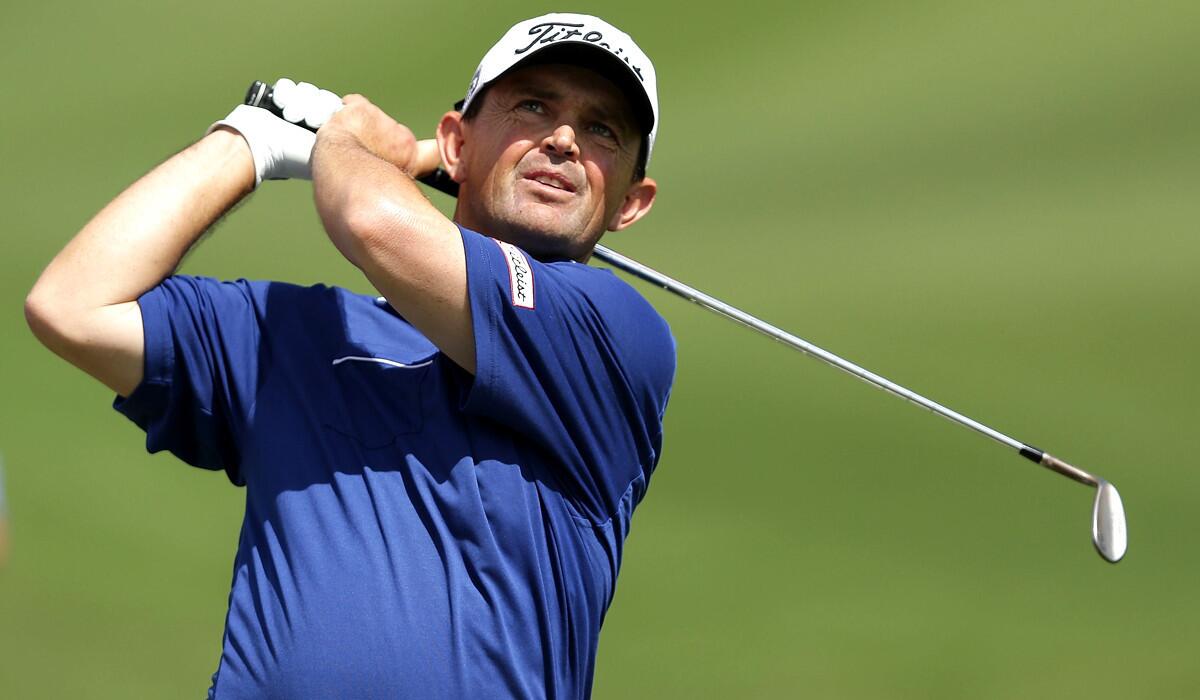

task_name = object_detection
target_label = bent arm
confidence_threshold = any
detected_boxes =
[312,100,475,372]
[25,128,255,396]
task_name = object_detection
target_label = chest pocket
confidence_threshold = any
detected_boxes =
[322,343,438,449]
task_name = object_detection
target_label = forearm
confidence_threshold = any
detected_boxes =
[312,131,447,268]
[30,128,254,312]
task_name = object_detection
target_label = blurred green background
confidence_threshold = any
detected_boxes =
[2,0,1197,697]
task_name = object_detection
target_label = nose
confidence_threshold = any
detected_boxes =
[542,124,578,160]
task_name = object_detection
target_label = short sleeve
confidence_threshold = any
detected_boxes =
[113,275,264,485]
[460,227,676,522]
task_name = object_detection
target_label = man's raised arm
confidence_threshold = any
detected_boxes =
[311,95,476,373]
[25,128,255,397]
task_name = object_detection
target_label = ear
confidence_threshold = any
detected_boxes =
[607,177,658,231]
[436,111,469,183]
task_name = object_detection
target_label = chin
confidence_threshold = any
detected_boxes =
[495,207,595,259]
[506,225,578,260]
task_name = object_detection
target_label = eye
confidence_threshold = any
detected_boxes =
[518,99,545,113]
[588,122,618,142]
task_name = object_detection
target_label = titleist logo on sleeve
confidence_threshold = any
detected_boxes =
[515,21,645,81]
[495,240,535,309]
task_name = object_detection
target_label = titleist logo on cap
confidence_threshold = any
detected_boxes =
[515,21,645,82]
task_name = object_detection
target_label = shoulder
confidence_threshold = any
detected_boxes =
[197,276,374,310]
[173,278,439,368]
[558,261,668,333]
[148,275,325,307]
[553,260,677,394]
[458,227,675,386]
[151,275,394,333]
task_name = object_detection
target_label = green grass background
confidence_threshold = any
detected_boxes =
[2,1,1197,697]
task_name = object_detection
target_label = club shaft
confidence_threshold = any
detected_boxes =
[593,244,1099,485]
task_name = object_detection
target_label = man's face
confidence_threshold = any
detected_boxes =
[450,63,648,260]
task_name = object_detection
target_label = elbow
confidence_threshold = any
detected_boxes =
[338,191,414,263]
[342,193,386,246]
[313,153,446,266]
[316,175,452,270]
[25,287,63,351]
[317,185,384,266]
[25,283,82,355]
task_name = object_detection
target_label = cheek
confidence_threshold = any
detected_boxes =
[589,163,626,214]
[469,145,514,199]
[490,142,538,185]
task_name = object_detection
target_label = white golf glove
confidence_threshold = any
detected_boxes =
[208,79,343,187]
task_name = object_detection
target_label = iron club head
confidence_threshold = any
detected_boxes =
[1092,481,1127,563]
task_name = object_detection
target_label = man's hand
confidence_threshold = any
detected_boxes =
[317,94,443,179]
[212,79,342,186]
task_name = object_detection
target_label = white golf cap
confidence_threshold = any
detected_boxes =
[459,13,659,169]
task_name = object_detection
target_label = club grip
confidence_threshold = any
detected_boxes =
[243,80,459,198]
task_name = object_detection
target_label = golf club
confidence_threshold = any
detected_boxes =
[244,80,1128,563]
[592,246,1128,564]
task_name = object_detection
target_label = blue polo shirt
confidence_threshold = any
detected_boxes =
[114,226,675,699]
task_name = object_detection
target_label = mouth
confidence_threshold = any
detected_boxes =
[522,170,577,194]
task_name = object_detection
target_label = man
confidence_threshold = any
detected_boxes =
[25,13,673,700]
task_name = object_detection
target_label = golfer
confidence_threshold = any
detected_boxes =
[26,13,672,699]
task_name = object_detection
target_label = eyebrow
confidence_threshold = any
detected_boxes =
[517,85,563,102]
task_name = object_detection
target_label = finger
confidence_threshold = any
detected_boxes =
[283,82,319,123]
[271,78,298,108]
[306,89,343,129]
[410,139,443,178]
